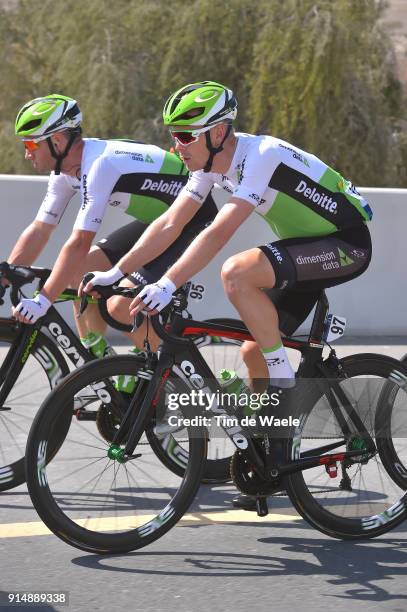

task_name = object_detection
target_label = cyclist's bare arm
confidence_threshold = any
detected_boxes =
[128,198,253,316]
[162,198,253,287]
[116,193,202,276]
[41,229,95,302]
[7,220,55,266]
[80,193,202,297]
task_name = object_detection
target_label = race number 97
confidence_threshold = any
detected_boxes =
[325,314,347,343]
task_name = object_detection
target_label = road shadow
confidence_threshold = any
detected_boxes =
[71,536,407,602]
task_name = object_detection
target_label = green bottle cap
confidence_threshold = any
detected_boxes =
[219,369,235,381]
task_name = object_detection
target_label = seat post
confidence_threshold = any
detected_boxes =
[308,290,329,345]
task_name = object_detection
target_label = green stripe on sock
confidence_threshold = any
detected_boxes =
[261,342,283,353]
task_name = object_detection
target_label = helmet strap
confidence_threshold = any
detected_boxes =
[203,124,232,173]
[46,132,78,175]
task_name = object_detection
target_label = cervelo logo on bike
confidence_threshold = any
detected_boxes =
[140,179,183,197]
[295,180,338,214]
[47,323,112,402]
[47,322,85,366]
[178,360,249,450]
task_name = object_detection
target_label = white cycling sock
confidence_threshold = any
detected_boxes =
[262,343,295,389]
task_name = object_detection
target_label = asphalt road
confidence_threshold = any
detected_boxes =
[1,343,407,612]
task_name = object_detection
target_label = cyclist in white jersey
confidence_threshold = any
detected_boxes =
[82,81,373,509]
[83,80,372,380]
[9,94,217,352]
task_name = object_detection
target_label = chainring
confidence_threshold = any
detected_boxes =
[96,403,122,443]
[230,448,281,496]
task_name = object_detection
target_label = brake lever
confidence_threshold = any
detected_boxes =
[0,284,8,306]
[78,272,95,317]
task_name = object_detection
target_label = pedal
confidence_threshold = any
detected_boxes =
[255,496,269,517]
[75,408,97,421]
[325,462,338,478]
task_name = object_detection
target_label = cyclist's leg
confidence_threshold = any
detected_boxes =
[239,341,268,391]
[70,245,113,338]
[221,247,296,387]
[223,224,372,387]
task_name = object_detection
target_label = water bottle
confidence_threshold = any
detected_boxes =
[218,369,253,416]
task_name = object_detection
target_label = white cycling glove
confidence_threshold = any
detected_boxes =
[14,293,51,323]
[83,266,126,288]
[138,276,176,312]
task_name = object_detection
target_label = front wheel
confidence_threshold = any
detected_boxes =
[284,354,407,539]
[26,355,206,554]
[0,319,69,491]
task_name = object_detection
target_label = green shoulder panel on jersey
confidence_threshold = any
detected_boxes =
[160,151,189,176]
[319,167,370,222]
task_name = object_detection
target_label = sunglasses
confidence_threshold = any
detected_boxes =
[170,125,212,146]
[23,140,41,152]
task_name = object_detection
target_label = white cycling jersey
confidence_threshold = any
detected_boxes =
[182,133,372,239]
[35,139,190,233]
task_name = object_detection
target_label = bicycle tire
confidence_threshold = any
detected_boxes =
[0,318,69,491]
[284,354,407,539]
[26,355,206,554]
[375,362,407,489]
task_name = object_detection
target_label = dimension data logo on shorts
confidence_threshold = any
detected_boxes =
[141,179,184,197]
[296,251,339,271]
[295,180,337,214]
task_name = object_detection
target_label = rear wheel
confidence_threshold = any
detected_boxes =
[375,363,407,489]
[285,354,407,539]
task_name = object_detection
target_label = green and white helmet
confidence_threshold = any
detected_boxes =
[15,94,82,141]
[163,81,237,127]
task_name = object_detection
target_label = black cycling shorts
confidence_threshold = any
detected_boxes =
[96,218,209,286]
[259,224,372,335]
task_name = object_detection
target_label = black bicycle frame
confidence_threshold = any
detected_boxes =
[0,304,93,408]
[116,290,374,476]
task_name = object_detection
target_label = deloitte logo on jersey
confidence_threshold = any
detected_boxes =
[141,179,183,197]
[295,180,337,214]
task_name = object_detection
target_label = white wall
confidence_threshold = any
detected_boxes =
[0,174,405,338]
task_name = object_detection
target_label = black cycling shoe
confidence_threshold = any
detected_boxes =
[232,494,258,511]
[232,489,285,511]
[248,383,297,437]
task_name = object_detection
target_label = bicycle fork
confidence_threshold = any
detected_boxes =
[0,323,41,409]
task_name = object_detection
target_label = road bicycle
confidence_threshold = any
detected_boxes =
[0,262,242,490]
[25,284,407,552]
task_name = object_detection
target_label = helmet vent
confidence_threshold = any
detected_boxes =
[18,119,42,132]
[175,107,204,122]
